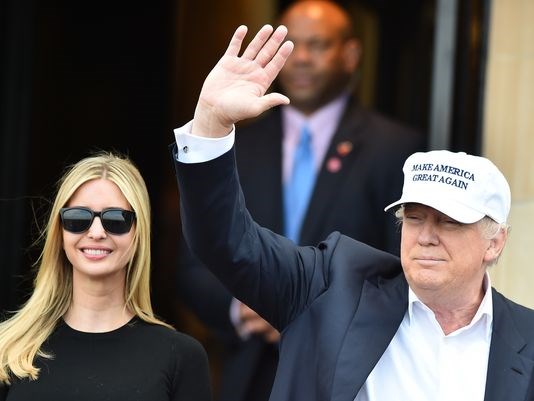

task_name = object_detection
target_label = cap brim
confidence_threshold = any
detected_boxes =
[384,195,485,224]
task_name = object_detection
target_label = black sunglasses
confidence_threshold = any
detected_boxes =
[60,207,136,235]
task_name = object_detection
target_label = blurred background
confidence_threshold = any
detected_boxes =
[1,0,533,393]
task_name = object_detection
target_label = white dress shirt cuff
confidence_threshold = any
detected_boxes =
[229,298,251,341]
[173,120,235,163]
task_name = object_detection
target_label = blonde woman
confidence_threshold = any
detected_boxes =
[0,153,212,401]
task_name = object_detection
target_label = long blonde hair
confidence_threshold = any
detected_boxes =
[0,152,172,384]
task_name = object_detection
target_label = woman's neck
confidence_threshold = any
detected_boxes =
[64,272,134,332]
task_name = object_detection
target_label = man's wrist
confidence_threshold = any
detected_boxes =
[192,102,233,138]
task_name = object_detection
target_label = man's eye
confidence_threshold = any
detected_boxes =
[438,217,463,227]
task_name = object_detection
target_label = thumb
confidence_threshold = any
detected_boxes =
[257,92,290,112]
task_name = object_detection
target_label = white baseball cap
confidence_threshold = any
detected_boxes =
[384,150,511,224]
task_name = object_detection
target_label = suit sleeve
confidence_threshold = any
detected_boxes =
[176,236,239,344]
[173,145,330,331]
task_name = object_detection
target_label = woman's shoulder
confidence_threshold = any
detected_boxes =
[129,322,211,398]
[131,319,206,355]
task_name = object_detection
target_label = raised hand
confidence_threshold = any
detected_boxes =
[192,25,294,138]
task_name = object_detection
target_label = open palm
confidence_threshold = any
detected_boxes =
[193,25,293,137]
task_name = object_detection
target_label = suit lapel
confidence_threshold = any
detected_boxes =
[484,290,534,401]
[331,274,408,401]
[300,102,367,245]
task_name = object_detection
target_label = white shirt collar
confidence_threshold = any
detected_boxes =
[407,272,493,339]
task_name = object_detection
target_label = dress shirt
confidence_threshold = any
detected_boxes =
[281,93,349,184]
[356,274,493,401]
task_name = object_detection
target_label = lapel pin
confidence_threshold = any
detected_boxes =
[337,141,353,157]
[326,157,342,173]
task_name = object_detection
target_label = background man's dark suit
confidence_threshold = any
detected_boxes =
[174,147,534,401]
[177,99,425,401]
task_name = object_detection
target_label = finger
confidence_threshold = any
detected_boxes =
[264,329,280,343]
[263,40,294,80]
[244,93,290,122]
[239,303,257,320]
[243,318,271,334]
[224,25,248,57]
[255,25,289,67]
[241,24,274,60]
[256,92,291,112]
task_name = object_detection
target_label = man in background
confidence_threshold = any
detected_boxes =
[177,2,424,400]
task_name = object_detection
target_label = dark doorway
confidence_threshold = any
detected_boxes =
[0,1,177,325]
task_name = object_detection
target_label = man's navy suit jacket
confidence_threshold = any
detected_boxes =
[176,101,424,400]
[174,146,534,401]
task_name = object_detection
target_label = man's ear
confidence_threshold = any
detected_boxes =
[342,38,361,73]
[484,228,508,265]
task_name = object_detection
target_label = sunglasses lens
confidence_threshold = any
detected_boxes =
[61,208,93,233]
[101,210,135,235]
[60,207,135,235]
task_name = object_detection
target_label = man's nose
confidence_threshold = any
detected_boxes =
[291,43,312,62]
[417,221,439,245]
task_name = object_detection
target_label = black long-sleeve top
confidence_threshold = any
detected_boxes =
[0,317,212,401]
